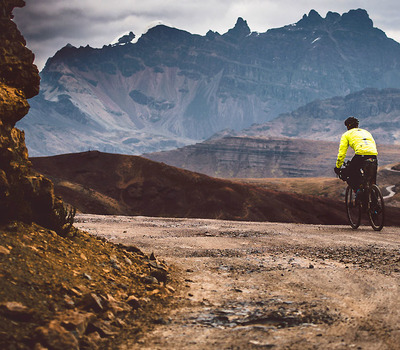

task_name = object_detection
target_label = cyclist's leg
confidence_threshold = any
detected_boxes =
[367,157,378,184]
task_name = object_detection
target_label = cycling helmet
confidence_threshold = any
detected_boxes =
[344,116,359,128]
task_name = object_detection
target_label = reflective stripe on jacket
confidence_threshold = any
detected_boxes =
[336,128,378,168]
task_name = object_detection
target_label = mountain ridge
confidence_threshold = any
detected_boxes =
[17,9,400,156]
[238,87,400,144]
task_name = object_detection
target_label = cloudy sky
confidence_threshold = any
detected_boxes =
[13,0,400,71]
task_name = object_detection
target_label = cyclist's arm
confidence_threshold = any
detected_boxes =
[336,134,349,168]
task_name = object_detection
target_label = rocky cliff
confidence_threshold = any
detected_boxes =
[0,0,66,230]
[144,136,400,178]
[17,9,400,156]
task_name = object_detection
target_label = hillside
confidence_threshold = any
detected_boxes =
[0,221,175,349]
[32,151,348,225]
[18,9,400,156]
[31,151,400,226]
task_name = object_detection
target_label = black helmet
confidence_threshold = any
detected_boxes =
[344,116,359,128]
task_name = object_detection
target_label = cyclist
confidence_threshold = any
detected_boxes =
[334,117,378,196]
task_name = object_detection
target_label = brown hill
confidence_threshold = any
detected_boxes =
[31,151,400,226]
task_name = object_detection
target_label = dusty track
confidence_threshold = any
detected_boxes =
[75,215,400,350]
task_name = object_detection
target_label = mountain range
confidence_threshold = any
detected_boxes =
[238,87,400,144]
[17,9,400,156]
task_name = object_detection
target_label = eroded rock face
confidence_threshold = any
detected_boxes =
[0,0,64,228]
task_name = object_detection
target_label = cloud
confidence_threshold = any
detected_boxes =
[12,0,400,70]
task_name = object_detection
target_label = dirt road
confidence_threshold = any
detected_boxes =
[75,214,400,350]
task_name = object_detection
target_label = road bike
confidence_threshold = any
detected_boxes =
[338,160,385,231]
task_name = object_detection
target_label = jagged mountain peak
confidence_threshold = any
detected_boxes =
[224,17,251,38]
[297,9,324,26]
[296,8,373,31]
[139,23,194,44]
[340,8,373,29]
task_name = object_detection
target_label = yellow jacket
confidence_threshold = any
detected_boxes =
[336,128,378,168]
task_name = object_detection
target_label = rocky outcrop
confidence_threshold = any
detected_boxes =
[18,9,400,156]
[0,0,67,230]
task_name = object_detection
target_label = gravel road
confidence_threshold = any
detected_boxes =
[75,214,400,350]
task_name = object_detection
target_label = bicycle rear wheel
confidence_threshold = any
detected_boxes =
[345,186,361,229]
[367,184,385,231]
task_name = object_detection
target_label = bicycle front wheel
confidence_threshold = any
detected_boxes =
[367,184,385,231]
[345,186,361,229]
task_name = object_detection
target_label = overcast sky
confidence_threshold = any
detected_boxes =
[13,0,400,71]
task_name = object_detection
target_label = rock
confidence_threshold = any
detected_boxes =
[143,276,159,285]
[87,319,118,338]
[69,287,83,297]
[109,255,119,264]
[103,310,115,321]
[0,245,11,254]
[148,260,167,270]
[83,273,92,280]
[36,320,79,350]
[59,310,96,338]
[152,316,167,325]
[0,301,33,321]
[80,331,102,349]
[126,295,141,309]
[148,259,169,283]
[78,293,104,313]
[104,294,132,315]
[150,268,169,284]
[63,295,75,308]
[112,262,121,271]
[165,285,176,293]
[112,317,128,328]
[124,256,133,265]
